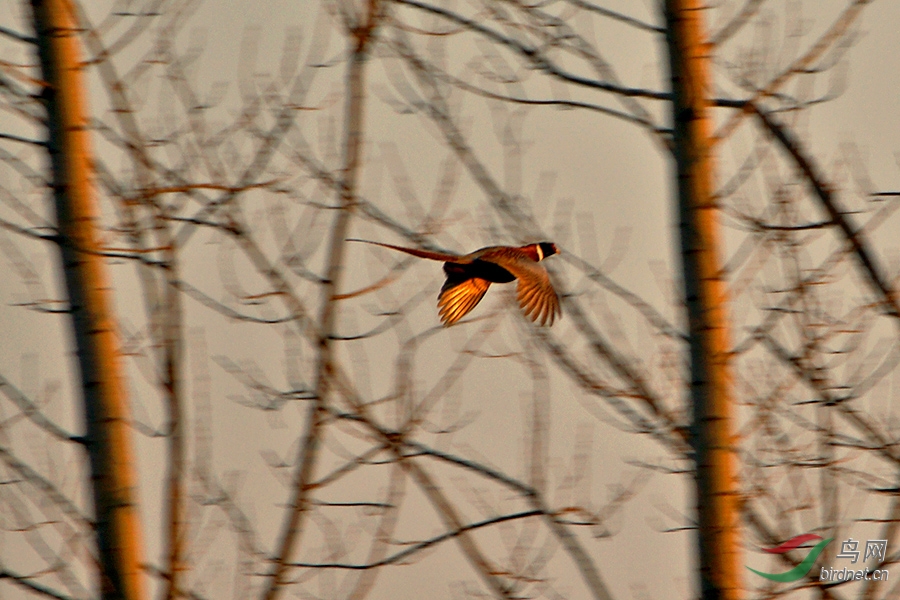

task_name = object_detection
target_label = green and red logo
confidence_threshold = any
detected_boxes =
[747,534,833,582]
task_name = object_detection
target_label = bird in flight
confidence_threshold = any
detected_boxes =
[350,239,561,326]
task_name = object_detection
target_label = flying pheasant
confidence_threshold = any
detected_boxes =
[351,239,561,326]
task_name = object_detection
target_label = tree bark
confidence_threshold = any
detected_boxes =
[664,1,742,598]
[31,1,147,598]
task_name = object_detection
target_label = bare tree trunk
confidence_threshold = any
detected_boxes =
[664,1,742,598]
[31,1,147,598]
[261,3,381,599]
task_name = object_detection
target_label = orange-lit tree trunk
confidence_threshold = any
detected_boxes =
[664,1,741,598]
[31,1,147,598]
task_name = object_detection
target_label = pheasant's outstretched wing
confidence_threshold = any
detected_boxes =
[484,252,561,326]
[438,276,491,326]
[348,239,466,262]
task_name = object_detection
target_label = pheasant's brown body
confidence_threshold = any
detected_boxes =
[351,240,561,326]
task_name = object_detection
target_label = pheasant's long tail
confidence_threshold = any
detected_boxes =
[347,239,460,262]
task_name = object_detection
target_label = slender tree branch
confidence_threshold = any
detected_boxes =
[0,371,81,443]
[292,510,543,570]
[262,4,383,598]
[709,0,766,47]
[0,444,90,525]
[750,103,900,322]
[0,25,37,44]
[0,131,45,146]
[393,0,670,101]
[0,567,76,600]
[713,0,872,143]
[566,0,663,33]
